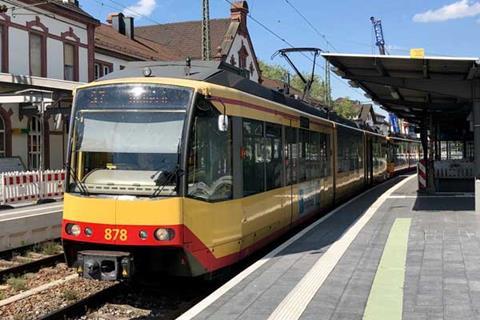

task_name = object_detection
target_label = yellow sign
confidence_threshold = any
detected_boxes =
[410,48,425,59]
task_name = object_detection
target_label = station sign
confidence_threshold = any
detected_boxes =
[410,48,425,59]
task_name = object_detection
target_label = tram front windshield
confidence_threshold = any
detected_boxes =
[69,84,193,196]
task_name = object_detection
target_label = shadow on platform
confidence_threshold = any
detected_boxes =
[412,196,474,212]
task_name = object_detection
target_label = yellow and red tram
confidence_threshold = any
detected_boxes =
[62,62,420,280]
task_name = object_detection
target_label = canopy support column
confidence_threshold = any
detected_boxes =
[473,80,480,212]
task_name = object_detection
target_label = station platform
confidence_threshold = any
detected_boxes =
[179,175,478,320]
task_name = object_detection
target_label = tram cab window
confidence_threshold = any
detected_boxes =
[243,119,265,196]
[265,123,282,190]
[187,99,232,202]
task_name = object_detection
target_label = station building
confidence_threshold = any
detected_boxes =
[0,0,261,171]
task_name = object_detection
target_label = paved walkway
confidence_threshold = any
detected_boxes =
[179,175,478,320]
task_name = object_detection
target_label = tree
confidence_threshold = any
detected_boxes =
[259,61,326,102]
[332,98,359,119]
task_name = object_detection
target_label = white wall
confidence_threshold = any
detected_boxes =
[95,52,130,73]
[0,0,89,82]
[7,104,28,167]
[227,34,260,83]
[0,103,66,170]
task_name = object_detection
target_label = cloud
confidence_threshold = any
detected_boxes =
[123,0,156,18]
[413,0,480,23]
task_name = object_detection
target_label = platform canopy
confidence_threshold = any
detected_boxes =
[322,53,480,123]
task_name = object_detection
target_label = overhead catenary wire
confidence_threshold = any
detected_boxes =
[90,0,367,101]
[220,0,366,101]
[281,0,338,53]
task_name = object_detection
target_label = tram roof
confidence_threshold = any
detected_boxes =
[98,60,363,129]
[322,53,479,124]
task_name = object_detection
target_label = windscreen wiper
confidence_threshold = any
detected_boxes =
[64,163,89,196]
[150,166,183,197]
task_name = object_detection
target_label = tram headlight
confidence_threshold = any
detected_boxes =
[154,228,174,241]
[66,223,81,236]
[84,227,93,237]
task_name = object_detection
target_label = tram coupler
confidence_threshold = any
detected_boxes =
[77,250,134,281]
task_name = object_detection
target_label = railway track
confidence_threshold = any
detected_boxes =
[39,283,124,320]
[0,241,64,280]
[0,253,64,281]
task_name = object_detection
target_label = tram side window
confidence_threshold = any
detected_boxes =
[319,133,330,177]
[337,128,348,173]
[285,127,298,185]
[265,123,283,190]
[187,101,232,202]
[243,119,265,196]
[337,128,363,173]
[308,131,321,179]
[299,129,309,182]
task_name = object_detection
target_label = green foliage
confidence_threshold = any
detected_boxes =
[62,289,78,301]
[332,98,358,119]
[34,241,62,256]
[259,60,326,102]
[7,275,27,291]
[259,61,288,82]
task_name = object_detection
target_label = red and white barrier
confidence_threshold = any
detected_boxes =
[417,159,427,190]
[0,170,65,205]
[42,171,65,198]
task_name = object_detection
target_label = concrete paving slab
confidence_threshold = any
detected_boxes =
[183,175,479,320]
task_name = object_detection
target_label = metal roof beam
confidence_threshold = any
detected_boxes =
[466,62,479,80]
[349,75,471,99]
[374,59,388,76]
[423,60,430,79]
[376,97,463,110]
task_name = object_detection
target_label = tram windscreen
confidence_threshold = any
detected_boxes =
[69,84,193,196]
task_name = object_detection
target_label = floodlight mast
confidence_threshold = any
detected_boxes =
[272,47,322,100]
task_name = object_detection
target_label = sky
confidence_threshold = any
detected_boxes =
[79,0,480,115]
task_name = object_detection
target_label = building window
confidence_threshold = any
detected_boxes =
[94,63,100,79]
[94,61,113,80]
[0,114,5,157]
[103,65,111,76]
[238,42,248,70]
[64,43,76,81]
[28,116,41,170]
[29,33,44,77]
[0,24,5,73]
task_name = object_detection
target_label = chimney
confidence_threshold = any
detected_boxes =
[124,16,134,39]
[230,1,248,34]
[60,0,79,6]
[110,12,126,36]
[107,13,134,39]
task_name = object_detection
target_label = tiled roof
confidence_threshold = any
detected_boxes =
[95,24,180,61]
[135,19,232,60]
